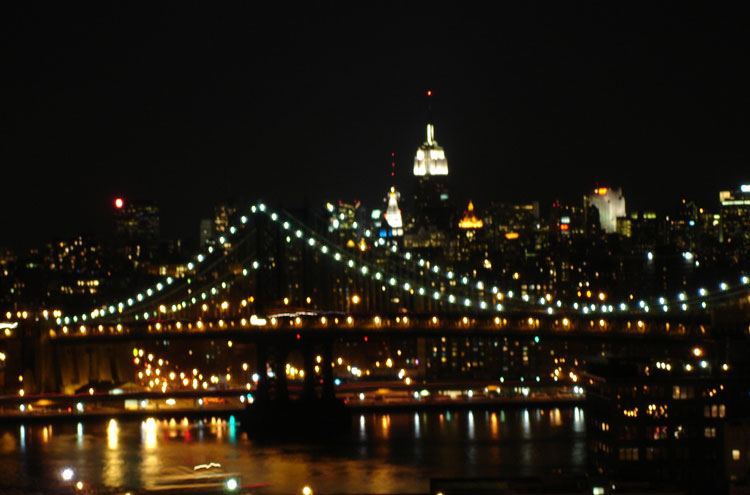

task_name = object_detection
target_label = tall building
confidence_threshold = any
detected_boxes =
[213,203,237,236]
[383,186,404,238]
[585,187,626,234]
[199,219,214,247]
[113,199,159,241]
[405,123,453,249]
[719,185,750,246]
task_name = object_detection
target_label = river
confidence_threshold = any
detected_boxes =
[0,406,586,494]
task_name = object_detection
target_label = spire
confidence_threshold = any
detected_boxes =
[413,89,448,176]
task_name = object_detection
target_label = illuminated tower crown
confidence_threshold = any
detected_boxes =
[385,186,404,232]
[413,124,449,176]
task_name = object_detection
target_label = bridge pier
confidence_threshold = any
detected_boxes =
[302,341,317,400]
[244,335,348,437]
[255,341,270,405]
[321,338,335,401]
[272,344,289,403]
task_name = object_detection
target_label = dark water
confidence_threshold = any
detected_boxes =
[0,407,586,494]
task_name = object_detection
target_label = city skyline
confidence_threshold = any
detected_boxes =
[4,4,750,245]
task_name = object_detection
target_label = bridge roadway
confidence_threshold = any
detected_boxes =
[45,311,717,344]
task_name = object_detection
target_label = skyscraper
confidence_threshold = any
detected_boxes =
[405,123,453,249]
[113,199,159,241]
[719,185,750,247]
[585,187,626,234]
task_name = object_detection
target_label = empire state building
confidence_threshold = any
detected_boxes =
[406,122,453,249]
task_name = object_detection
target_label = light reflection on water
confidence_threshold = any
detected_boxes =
[0,408,585,494]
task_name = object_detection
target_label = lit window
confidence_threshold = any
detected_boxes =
[733,449,741,461]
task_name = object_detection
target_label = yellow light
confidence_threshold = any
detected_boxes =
[202,304,208,312]
[692,347,703,357]
[159,305,167,313]
[221,301,229,310]
[351,295,360,305]
[283,298,289,305]
[504,232,519,240]
[302,486,313,495]
[513,272,519,280]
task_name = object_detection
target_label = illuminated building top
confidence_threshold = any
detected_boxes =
[585,186,626,234]
[384,186,404,235]
[458,201,483,229]
[413,124,449,176]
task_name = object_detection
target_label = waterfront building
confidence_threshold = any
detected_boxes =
[585,358,750,494]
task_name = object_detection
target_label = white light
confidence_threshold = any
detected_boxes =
[61,468,75,481]
[647,251,654,261]
[226,478,239,491]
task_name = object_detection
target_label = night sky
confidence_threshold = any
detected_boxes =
[3,3,749,248]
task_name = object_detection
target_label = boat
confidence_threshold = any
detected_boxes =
[139,463,266,494]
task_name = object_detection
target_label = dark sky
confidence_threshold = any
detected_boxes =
[3,3,749,247]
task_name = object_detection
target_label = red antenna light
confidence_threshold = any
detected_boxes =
[114,198,124,209]
[426,90,432,96]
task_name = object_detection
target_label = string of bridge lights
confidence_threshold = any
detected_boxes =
[389,243,750,315]
[55,225,256,325]
[262,203,750,316]
[54,202,749,326]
